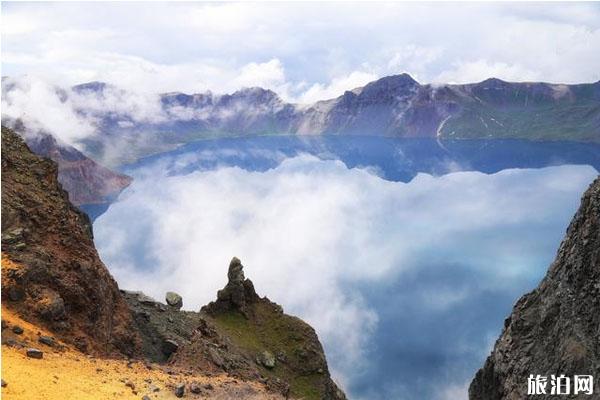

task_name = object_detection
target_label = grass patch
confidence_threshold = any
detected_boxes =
[212,302,324,400]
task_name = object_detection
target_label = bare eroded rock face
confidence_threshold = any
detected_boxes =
[1,126,139,356]
[469,177,600,399]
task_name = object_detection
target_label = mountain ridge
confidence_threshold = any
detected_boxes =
[3,73,599,167]
[74,74,600,164]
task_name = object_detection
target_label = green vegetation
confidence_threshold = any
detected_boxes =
[212,302,325,400]
[291,374,324,399]
[441,95,600,143]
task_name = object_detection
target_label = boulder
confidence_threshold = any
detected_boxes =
[38,336,55,347]
[165,292,183,310]
[174,384,185,398]
[138,293,157,305]
[12,325,24,335]
[162,339,179,356]
[257,350,276,369]
[26,348,43,359]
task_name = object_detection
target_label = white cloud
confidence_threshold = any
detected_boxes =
[1,75,168,147]
[298,71,378,104]
[2,2,599,102]
[232,59,288,93]
[1,76,96,143]
[93,154,597,394]
[435,60,539,84]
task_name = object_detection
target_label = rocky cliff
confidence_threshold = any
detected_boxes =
[469,177,600,399]
[1,126,138,356]
[1,125,345,399]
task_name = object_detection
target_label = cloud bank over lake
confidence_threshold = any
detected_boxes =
[94,155,597,399]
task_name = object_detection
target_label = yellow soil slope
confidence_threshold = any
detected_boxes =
[1,307,281,400]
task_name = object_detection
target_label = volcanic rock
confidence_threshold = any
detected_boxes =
[202,257,260,317]
[189,258,347,399]
[469,177,600,399]
[166,292,183,310]
[1,126,139,356]
[174,383,185,398]
[26,348,44,359]
[162,339,179,356]
[257,350,276,369]
[38,336,56,347]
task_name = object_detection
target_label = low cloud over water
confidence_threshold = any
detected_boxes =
[94,155,597,399]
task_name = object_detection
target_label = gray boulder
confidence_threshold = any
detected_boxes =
[162,339,179,356]
[26,348,43,359]
[165,292,183,310]
[174,384,185,398]
[257,350,276,369]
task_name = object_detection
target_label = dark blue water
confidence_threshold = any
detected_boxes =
[122,135,600,181]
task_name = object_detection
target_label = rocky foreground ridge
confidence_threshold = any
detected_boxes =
[1,125,138,356]
[1,125,345,399]
[469,177,600,399]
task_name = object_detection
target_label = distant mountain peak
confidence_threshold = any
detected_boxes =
[365,73,419,88]
[72,81,109,94]
[231,86,281,102]
[358,73,420,100]
[476,77,515,89]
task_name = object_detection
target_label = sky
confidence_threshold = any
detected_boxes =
[2,2,600,103]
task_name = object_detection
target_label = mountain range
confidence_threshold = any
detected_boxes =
[2,73,599,214]
[73,74,600,165]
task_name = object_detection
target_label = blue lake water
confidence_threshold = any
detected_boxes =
[95,136,600,400]
[122,135,600,181]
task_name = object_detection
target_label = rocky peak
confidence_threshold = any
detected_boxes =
[477,77,510,88]
[359,73,419,99]
[233,87,280,101]
[72,81,109,95]
[194,258,347,400]
[227,256,245,282]
[202,257,260,317]
[469,177,600,399]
